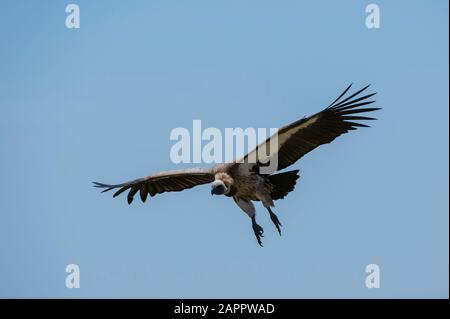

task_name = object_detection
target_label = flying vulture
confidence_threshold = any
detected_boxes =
[94,84,379,246]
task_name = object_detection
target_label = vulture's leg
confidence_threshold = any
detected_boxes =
[233,197,264,246]
[251,215,264,247]
[255,190,282,235]
[267,207,282,236]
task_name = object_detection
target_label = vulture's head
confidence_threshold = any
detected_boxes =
[211,173,234,195]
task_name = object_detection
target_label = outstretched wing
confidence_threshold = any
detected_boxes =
[93,167,214,204]
[238,84,380,173]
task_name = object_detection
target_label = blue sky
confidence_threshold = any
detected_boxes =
[0,0,448,298]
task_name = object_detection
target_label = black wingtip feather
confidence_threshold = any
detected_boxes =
[333,92,377,110]
[327,83,353,108]
[331,84,372,108]
[339,107,380,116]
[92,181,109,188]
[93,181,129,198]
[335,100,376,112]
[346,122,370,128]
[325,84,380,129]
[341,115,377,121]
[101,187,114,193]
[113,185,130,198]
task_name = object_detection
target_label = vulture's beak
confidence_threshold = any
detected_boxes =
[211,184,225,195]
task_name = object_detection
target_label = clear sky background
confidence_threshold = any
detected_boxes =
[0,1,448,298]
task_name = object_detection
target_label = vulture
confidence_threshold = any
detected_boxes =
[94,84,379,246]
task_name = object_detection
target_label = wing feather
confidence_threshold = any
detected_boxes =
[93,167,214,204]
[237,84,380,173]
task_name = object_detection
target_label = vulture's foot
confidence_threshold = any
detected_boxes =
[267,207,282,235]
[251,216,264,247]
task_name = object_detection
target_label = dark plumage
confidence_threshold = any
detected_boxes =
[268,170,300,200]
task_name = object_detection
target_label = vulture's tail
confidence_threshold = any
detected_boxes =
[268,169,300,200]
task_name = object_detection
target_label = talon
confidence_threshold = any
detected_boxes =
[270,212,282,235]
[251,216,264,246]
[268,207,282,235]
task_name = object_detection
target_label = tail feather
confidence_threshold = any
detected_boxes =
[268,169,300,200]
